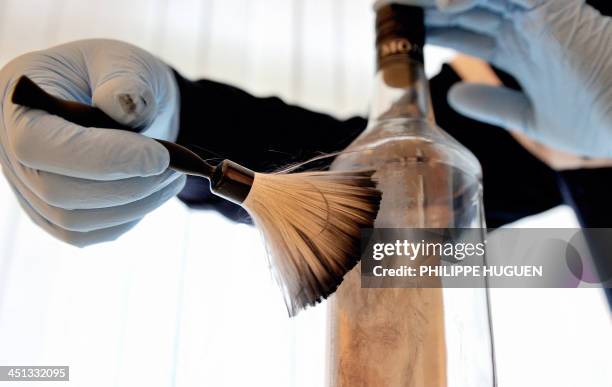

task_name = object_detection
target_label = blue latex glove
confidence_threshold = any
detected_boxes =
[426,0,612,157]
[0,39,186,247]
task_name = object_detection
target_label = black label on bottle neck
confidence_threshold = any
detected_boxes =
[377,37,424,70]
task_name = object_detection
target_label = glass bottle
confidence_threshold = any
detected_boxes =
[326,4,495,387]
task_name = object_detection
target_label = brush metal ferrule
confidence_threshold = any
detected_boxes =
[210,160,255,204]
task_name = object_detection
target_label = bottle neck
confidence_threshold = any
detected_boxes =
[368,38,434,125]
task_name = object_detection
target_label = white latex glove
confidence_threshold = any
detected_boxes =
[427,0,612,157]
[0,39,186,247]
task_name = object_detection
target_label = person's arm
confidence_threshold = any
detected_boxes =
[173,65,565,226]
[172,70,367,221]
[443,57,612,307]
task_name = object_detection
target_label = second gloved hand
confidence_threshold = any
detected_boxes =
[427,0,612,157]
[0,39,186,247]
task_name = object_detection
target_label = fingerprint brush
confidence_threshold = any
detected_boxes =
[12,75,381,316]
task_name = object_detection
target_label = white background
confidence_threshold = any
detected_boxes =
[0,0,610,386]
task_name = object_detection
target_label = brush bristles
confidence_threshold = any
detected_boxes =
[242,170,381,317]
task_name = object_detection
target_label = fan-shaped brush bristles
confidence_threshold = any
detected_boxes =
[243,170,381,316]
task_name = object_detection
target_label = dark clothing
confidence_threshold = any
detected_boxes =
[172,65,611,305]
[173,70,364,222]
[173,65,565,227]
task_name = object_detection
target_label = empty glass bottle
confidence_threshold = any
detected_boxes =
[326,4,495,387]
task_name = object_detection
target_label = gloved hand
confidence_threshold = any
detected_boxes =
[426,0,612,157]
[0,39,186,247]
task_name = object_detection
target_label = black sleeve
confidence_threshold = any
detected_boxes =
[172,70,366,222]
[558,169,612,305]
[558,168,612,227]
[172,66,564,227]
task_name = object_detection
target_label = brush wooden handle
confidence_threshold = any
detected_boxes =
[11,75,215,178]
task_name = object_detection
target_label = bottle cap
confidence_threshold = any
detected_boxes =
[375,4,425,48]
